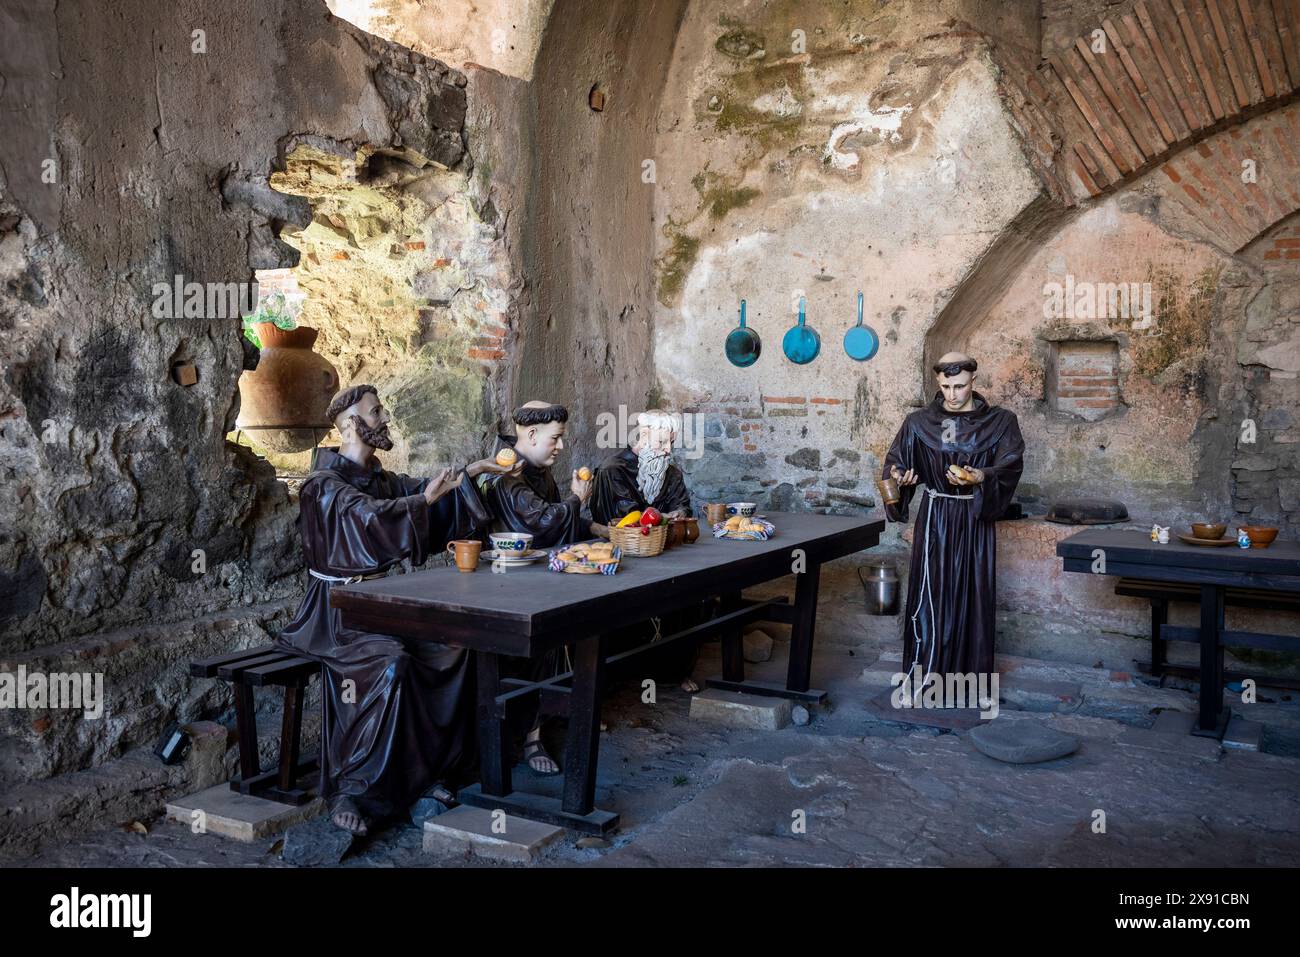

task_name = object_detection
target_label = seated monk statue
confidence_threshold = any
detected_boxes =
[276,383,521,837]
[591,408,702,693]
[478,400,610,775]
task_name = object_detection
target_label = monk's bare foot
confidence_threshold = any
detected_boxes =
[524,729,559,775]
[680,677,700,693]
[330,797,368,837]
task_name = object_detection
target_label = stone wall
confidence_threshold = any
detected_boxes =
[649,0,1043,530]
[0,0,485,784]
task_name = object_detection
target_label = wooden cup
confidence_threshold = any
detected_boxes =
[705,503,728,525]
[446,539,482,573]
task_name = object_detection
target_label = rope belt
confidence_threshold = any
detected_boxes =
[308,568,388,585]
[905,486,975,685]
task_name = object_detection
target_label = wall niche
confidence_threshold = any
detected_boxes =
[1044,335,1121,422]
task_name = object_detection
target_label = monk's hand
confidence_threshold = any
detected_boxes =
[962,467,985,485]
[571,469,593,503]
[664,509,687,519]
[423,467,458,505]
[589,522,611,539]
[467,456,524,479]
[890,465,919,486]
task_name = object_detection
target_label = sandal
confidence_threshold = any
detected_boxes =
[423,783,459,809]
[523,737,561,777]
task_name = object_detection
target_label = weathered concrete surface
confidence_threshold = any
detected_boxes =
[165,783,324,844]
[423,806,564,863]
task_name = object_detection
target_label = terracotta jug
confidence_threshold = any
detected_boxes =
[236,323,339,452]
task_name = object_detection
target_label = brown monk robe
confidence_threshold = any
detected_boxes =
[477,401,610,774]
[276,384,519,836]
[881,353,1024,679]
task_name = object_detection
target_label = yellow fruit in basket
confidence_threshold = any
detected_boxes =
[616,511,642,528]
[577,466,592,481]
[495,447,517,468]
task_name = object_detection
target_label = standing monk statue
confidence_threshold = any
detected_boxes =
[881,353,1025,679]
[276,384,520,837]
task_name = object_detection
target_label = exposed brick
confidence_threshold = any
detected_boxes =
[762,396,805,404]
[810,397,845,405]
[405,241,426,250]
[468,347,504,360]
[433,257,452,268]
[330,250,349,260]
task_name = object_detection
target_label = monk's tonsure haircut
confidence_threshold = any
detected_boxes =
[327,384,378,423]
[512,403,569,427]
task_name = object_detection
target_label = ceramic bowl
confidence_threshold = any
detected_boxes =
[727,502,757,517]
[489,531,535,552]
[1241,526,1279,548]
[1190,523,1226,540]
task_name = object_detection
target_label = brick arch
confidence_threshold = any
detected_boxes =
[997,0,1300,206]
[1156,100,1300,250]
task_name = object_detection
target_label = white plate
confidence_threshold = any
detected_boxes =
[482,548,547,563]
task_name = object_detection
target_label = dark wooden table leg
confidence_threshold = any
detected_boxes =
[232,681,260,784]
[562,634,606,817]
[277,681,304,792]
[1151,597,1168,677]
[719,591,745,683]
[476,651,511,797]
[787,560,822,694]
[1197,583,1226,733]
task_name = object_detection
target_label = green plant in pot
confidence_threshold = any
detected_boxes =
[243,293,296,349]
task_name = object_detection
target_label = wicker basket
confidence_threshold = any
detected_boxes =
[609,523,668,556]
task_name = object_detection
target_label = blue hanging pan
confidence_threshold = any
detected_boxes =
[782,296,820,364]
[725,298,761,368]
[843,291,879,361]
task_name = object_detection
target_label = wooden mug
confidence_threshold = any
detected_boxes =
[446,539,482,573]
[705,503,728,525]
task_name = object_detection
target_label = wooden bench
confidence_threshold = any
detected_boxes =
[1116,577,1300,689]
[190,645,320,805]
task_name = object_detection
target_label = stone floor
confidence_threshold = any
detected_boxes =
[17,588,1300,868]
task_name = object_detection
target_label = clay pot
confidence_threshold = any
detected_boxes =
[681,517,700,544]
[1190,522,1226,540]
[236,324,339,452]
[1241,526,1279,548]
[664,521,684,550]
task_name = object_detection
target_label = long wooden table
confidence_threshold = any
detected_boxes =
[332,512,883,833]
[1057,528,1300,734]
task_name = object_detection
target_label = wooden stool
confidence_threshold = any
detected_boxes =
[190,645,320,805]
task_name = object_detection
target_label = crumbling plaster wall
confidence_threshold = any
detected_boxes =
[0,0,489,784]
[649,0,1044,524]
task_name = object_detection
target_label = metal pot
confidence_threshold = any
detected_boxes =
[858,559,899,616]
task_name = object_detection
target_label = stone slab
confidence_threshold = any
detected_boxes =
[1150,710,1197,735]
[422,806,564,863]
[1223,715,1263,752]
[165,783,323,843]
[689,689,792,730]
[1115,725,1223,761]
[863,687,988,731]
[969,719,1080,764]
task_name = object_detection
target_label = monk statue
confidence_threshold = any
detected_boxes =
[881,353,1025,679]
[276,383,520,837]
[591,408,702,692]
[589,408,692,525]
[478,400,608,775]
